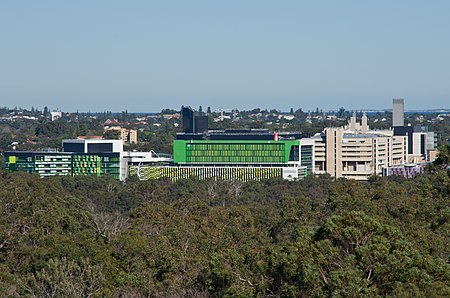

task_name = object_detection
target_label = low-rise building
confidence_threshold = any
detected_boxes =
[382,163,426,178]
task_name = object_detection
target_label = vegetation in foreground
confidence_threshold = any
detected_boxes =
[0,161,449,297]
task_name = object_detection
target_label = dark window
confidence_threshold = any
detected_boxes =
[194,115,208,133]
[289,145,299,161]
[63,142,84,153]
[182,107,194,133]
[420,134,426,157]
[88,143,113,153]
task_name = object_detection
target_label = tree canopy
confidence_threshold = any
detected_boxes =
[0,170,448,297]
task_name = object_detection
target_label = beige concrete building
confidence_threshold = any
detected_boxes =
[104,126,138,144]
[120,128,138,144]
[308,112,407,180]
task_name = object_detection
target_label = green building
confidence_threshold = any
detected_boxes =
[4,139,124,180]
[133,139,312,182]
[4,151,121,180]
[173,139,300,164]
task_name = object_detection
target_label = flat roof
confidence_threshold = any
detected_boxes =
[62,139,123,143]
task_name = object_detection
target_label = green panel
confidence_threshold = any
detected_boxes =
[5,152,121,180]
[72,155,102,177]
[173,140,187,163]
[173,140,300,165]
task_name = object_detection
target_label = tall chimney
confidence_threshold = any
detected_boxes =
[392,98,404,127]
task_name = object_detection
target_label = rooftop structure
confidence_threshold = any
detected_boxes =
[176,129,302,141]
[62,138,124,155]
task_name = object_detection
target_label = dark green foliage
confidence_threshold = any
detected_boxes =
[0,172,448,296]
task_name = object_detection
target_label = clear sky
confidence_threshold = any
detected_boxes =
[1,0,449,112]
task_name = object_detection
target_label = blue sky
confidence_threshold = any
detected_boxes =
[1,0,449,112]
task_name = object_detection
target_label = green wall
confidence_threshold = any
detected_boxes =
[173,140,300,164]
[130,165,284,182]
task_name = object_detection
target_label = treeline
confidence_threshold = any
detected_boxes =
[0,168,449,297]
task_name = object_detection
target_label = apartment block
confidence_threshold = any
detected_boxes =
[104,126,138,144]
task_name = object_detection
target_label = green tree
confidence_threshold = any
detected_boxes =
[19,258,109,297]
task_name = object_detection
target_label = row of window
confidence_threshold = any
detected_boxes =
[186,150,285,157]
[187,156,284,163]
[186,144,284,151]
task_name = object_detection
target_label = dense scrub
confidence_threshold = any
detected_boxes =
[0,170,449,297]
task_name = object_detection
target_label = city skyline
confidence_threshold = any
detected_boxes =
[1,0,449,112]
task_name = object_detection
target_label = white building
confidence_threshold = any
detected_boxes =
[50,111,62,121]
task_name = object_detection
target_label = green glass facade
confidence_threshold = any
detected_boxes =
[130,139,309,182]
[173,140,300,164]
[99,155,121,179]
[4,152,121,180]
[72,155,101,176]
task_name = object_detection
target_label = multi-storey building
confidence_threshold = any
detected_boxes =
[104,126,138,144]
[132,137,311,182]
[307,113,408,180]
[6,102,435,182]
[181,106,208,134]
[392,98,438,162]
[129,108,313,182]
[128,107,311,182]
[5,139,125,180]
[394,125,438,163]
[6,150,72,177]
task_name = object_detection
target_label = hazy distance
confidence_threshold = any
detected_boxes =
[1,0,449,112]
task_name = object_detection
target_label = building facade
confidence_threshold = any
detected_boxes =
[392,98,438,162]
[5,139,125,180]
[130,165,306,182]
[392,98,404,127]
[308,113,408,180]
[382,163,426,178]
[126,113,312,182]
[5,151,122,180]
[104,126,138,144]
[132,136,311,182]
